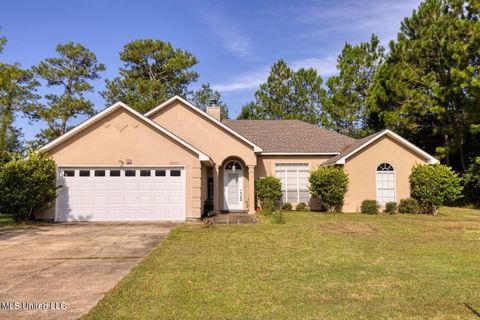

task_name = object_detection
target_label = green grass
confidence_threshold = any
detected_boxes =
[0,214,22,232]
[84,207,480,319]
[0,214,45,233]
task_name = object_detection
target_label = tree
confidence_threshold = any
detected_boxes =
[0,31,6,54]
[324,34,385,137]
[102,39,198,113]
[32,43,105,144]
[409,163,463,214]
[0,150,58,222]
[464,157,480,205]
[367,0,480,171]
[237,101,263,120]
[238,59,326,125]
[0,63,39,162]
[309,166,349,212]
[190,83,229,119]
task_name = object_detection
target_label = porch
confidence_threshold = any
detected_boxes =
[203,157,256,216]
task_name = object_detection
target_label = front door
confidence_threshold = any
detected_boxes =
[223,161,243,210]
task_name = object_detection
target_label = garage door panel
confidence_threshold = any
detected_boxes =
[139,182,153,191]
[93,182,108,191]
[109,182,124,191]
[77,182,93,191]
[139,195,153,205]
[169,182,182,190]
[154,182,168,191]
[57,167,185,221]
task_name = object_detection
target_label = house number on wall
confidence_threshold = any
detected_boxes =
[170,161,180,165]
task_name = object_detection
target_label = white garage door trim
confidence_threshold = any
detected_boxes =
[55,165,186,222]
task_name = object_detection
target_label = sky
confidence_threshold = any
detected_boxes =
[0,0,422,141]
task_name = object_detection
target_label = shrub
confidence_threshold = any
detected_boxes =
[409,164,463,214]
[255,176,282,213]
[398,198,419,214]
[361,200,378,214]
[296,202,308,211]
[309,166,349,212]
[384,202,397,215]
[0,151,58,222]
[281,202,292,211]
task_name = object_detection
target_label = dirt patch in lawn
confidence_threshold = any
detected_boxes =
[316,221,378,235]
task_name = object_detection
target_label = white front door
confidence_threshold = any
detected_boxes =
[223,162,243,210]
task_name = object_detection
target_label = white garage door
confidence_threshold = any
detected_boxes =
[56,167,185,221]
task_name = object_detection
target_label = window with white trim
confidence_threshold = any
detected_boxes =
[376,163,396,204]
[275,163,310,203]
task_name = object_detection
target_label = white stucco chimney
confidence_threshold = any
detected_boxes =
[206,100,221,121]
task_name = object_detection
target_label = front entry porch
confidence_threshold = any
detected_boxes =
[205,157,256,216]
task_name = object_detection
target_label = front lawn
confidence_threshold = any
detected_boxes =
[85,207,480,319]
[0,214,27,232]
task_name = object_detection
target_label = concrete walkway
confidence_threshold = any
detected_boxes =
[0,222,176,320]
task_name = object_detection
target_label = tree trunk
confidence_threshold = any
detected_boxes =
[459,139,466,171]
[444,133,450,166]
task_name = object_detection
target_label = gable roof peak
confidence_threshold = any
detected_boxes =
[145,96,263,152]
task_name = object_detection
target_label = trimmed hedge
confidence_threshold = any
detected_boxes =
[255,176,282,213]
[296,202,308,211]
[281,202,293,211]
[361,200,379,214]
[398,198,419,214]
[309,166,349,212]
[410,163,463,214]
[384,202,397,214]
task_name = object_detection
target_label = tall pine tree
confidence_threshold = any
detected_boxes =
[190,83,229,119]
[238,59,326,125]
[324,34,385,138]
[102,39,198,113]
[368,0,480,170]
[32,42,105,144]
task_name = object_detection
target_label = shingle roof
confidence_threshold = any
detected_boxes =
[322,130,387,165]
[222,119,355,153]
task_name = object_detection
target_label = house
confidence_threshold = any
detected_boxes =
[38,96,438,221]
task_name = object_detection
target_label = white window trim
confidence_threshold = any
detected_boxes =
[275,163,309,204]
[375,163,396,205]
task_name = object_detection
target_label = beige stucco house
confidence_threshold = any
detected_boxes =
[39,96,438,221]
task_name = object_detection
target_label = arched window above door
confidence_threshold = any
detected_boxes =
[377,163,394,172]
[225,161,242,171]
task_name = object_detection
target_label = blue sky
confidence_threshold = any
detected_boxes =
[0,0,421,141]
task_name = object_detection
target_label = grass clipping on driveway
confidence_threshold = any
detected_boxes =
[84,208,480,320]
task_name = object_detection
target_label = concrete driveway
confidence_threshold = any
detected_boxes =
[0,222,176,320]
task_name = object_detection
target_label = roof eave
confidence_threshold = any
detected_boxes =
[333,129,438,165]
[40,101,211,162]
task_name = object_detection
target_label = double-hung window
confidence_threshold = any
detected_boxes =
[275,163,310,203]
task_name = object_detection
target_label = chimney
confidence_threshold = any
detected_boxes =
[206,99,221,121]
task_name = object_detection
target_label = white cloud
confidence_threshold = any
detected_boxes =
[197,5,253,58]
[212,68,268,92]
[290,0,422,44]
[290,55,338,77]
[212,54,339,93]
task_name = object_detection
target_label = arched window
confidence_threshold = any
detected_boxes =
[376,163,395,204]
[225,161,242,171]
